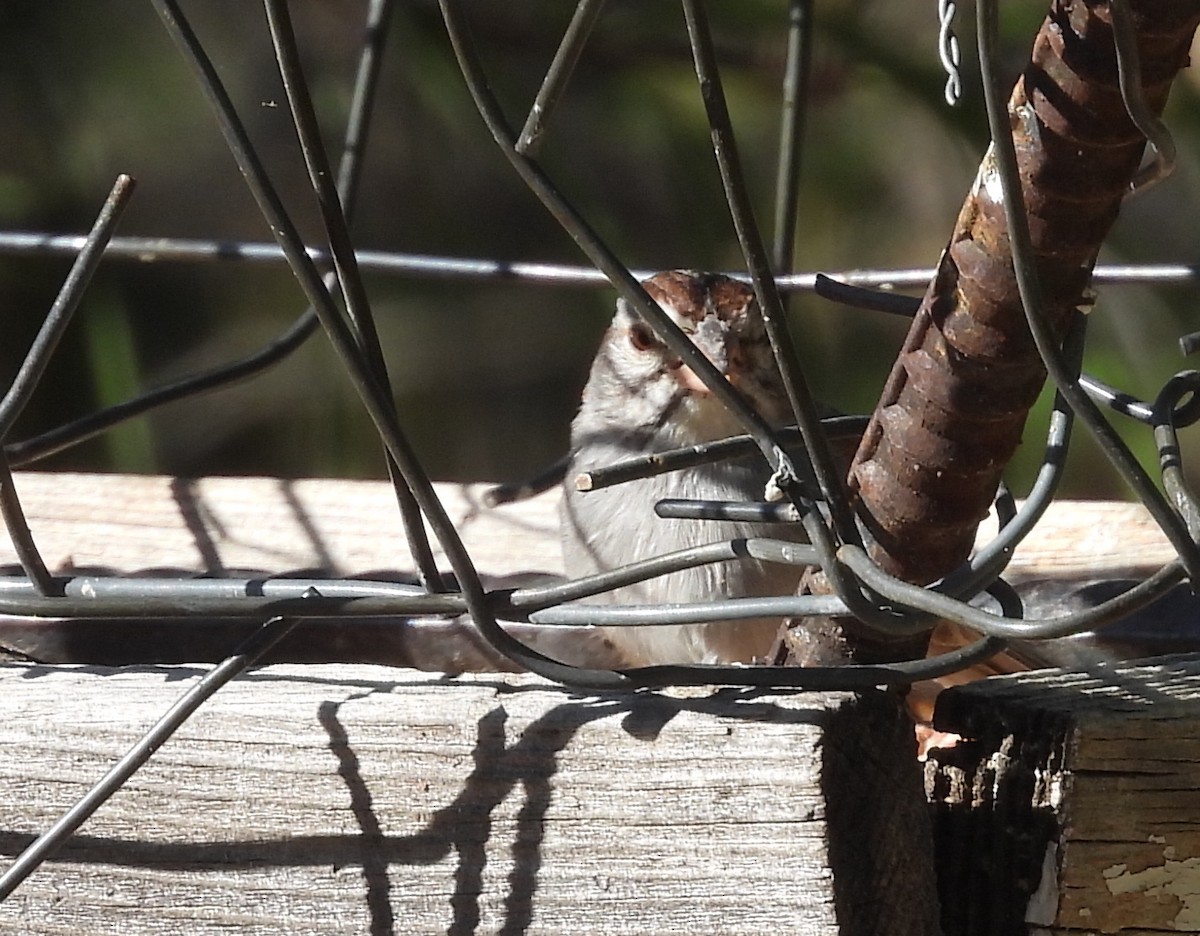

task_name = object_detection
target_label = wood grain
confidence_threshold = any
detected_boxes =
[0,472,562,578]
[0,665,938,935]
[0,471,1176,582]
[0,472,1179,670]
[927,654,1200,936]
[0,474,1192,933]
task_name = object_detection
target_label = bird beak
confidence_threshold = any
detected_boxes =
[675,363,716,395]
[673,316,731,395]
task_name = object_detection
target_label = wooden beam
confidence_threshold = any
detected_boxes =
[0,472,1183,667]
[0,472,1176,582]
[0,472,563,579]
[0,665,939,935]
[0,475,1194,932]
[926,653,1200,936]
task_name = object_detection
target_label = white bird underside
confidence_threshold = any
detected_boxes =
[561,443,801,666]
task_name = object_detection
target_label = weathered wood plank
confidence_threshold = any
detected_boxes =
[925,654,1200,936]
[0,665,938,935]
[0,472,561,578]
[0,476,1194,933]
[0,473,573,669]
[0,473,1185,669]
[0,472,1177,581]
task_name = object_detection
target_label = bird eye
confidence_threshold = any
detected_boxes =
[628,322,659,351]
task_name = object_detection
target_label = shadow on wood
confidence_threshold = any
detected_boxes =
[1,666,939,935]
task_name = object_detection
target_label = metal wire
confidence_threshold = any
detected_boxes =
[937,0,963,106]
[0,610,304,901]
[681,0,858,548]
[772,0,813,275]
[4,232,1198,288]
[263,0,446,594]
[0,0,1190,670]
[0,175,136,595]
[1109,0,1177,193]
[2,0,1200,904]
[0,3,1190,680]
[515,0,608,156]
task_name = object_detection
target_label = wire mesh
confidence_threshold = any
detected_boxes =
[1,0,1200,902]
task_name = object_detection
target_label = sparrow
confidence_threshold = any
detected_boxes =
[560,270,804,665]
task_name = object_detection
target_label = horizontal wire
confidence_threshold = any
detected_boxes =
[840,544,1186,640]
[654,499,801,523]
[511,537,821,612]
[1,231,1195,289]
[576,418,867,492]
[0,575,464,618]
[0,536,823,622]
[529,594,848,626]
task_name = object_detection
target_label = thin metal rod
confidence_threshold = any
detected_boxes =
[516,0,608,156]
[263,0,444,593]
[335,0,392,200]
[3,232,1196,289]
[530,594,847,627]
[0,176,135,595]
[678,0,900,639]
[5,312,318,466]
[0,613,302,902]
[576,417,866,492]
[1153,371,1200,538]
[0,460,54,595]
[1109,0,1176,193]
[265,0,387,374]
[943,391,1073,597]
[680,0,858,547]
[771,0,813,274]
[0,176,136,438]
[151,0,629,690]
[511,537,820,611]
[0,573,460,613]
[654,499,801,523]
[813,272,927,316]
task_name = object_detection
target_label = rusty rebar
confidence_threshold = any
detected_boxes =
[849,0,1200,587]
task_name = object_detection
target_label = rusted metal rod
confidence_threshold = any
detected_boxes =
[849,0,1200,587]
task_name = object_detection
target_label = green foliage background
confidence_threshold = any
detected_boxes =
[1,1,1198,500]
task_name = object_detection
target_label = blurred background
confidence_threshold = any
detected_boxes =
[1,0,1198,497]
